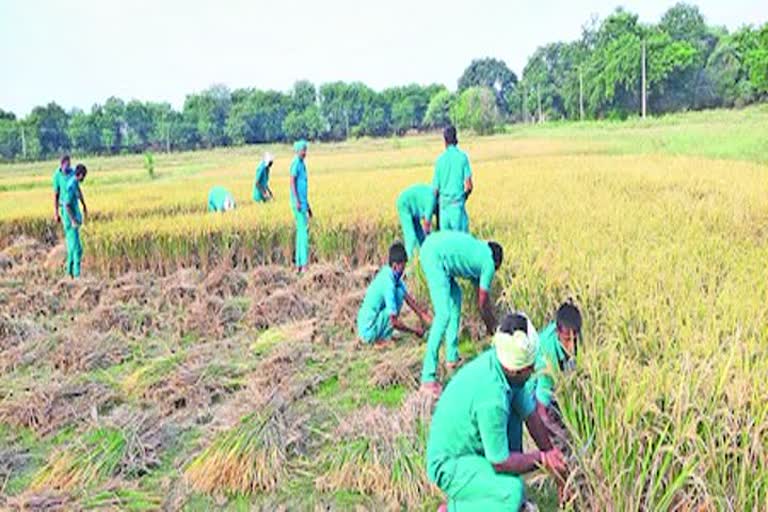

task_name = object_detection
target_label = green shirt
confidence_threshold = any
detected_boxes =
[431,145,471,208]
[208,186,235,212]
[290,156,308,211]
[61,175,82,228]
[396,184,434,221]
[427,349,536,480]
[253,161,270,200]
[52,166,73,202]
[421,231,496,291]
[357,265,407,329]
[528,322,568,407]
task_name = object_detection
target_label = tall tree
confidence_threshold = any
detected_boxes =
[458,58,518,115]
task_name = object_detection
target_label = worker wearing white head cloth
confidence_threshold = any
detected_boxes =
[426,312,567,512]
[253,152,274,202]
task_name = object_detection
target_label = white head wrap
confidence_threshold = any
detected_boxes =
[263,152,274,164]
[494,312,539,371]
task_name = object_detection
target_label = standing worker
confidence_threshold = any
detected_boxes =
[426,126,472,233]
[419,231,503,395]
[53,155,87,224]
[426,312,567,511]
[207,186,236,212]
[396,184,437,259]
[290,140,311,273]
[356,241,432,345]
[61,164,88,278]
[253,152,274,202]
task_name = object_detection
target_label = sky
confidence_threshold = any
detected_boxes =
[1,0,765,116]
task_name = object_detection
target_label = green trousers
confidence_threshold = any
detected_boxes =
[292,207,309,267]
[420,252,462,383]
[64,226,82,278]
[434,421,525,511]
[439,202,469,233]
[398,208,426,259]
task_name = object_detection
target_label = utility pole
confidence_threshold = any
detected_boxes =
[521,87,526,123]
[20,125,27,158]
[641,39,647,119]
[537,85,542,123]
[579,69,585,121]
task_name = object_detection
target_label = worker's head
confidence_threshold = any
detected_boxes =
[294,140,308,159]
[556,300,582,359]
[388,241,407,280]
[264,152,274,169]
[60,154,71,169]
[495,312,538,385]
[443,125,458,147]
[488,241,503,270]
[74,163,87,183]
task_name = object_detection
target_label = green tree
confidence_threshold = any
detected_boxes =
[458,58,518,115]
[291,80,317,111]
[282,105,325,140]
[183,84,231,147]
[226,89,291,144]
[124,100,154,151]
[423,90,456,128]
[25,102,70,158]
[0,118,21,160]
[68,109,101,153]
[451,86,501,135]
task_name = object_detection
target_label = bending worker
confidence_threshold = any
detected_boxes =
[207,186,236,212]
[356,241,432,345]
[61,164,88,278]
[396,183,437,259]
[426,125,472,233]
[426,312,567,511]
[253,152,274,202]
[290,140,311,273]
[419,231,503,395]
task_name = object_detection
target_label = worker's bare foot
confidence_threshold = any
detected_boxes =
[437,503,447,512]
[420,381,442,397]
[521,500,539,511]
[446,358,463,371]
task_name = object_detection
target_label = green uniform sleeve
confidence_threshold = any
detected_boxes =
[384,275,399,317]
[290,158,299,178]
[510,387,536,420]
[535,374,555,407]
[52,171,59,193]
[476,403,510,464]
[256,163,265,182]
[479,258,495,292]
[463,153,472,180]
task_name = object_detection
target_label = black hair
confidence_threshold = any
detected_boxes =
[498,312,528,335]
[75,163,87,177]
[488,241,503,269]
[443,125,458,145]
[388,241,407,266]
[556,301,582,334]
[61,154,71,164]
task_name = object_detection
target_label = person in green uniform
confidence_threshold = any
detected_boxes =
[419,231,502,394]
[290,140,311,273]
[427,312,567,512]
[253,152,274,202]
[207,186,236,212]
[356,241,432,345]
[53,155,87,225]
[61,164,88,278]
[396,184,437,259]
[426,126,472,233]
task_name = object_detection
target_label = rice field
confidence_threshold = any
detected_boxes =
[1,106,767,510]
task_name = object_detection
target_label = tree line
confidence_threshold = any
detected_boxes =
[0,3,766,162]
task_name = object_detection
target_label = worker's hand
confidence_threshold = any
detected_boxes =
[423,220,432,234]
[542,448,566,475]
[307,207,313,219]
[295,201,302,212]
[414,325,425,338]
[55,213,61,224]
[422,312,433,326]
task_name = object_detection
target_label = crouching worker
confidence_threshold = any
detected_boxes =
[208,186,236,212]
[426,312,567,511]
[62,164,88,278]
[530,301,582,452]
[356,242,432,346]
